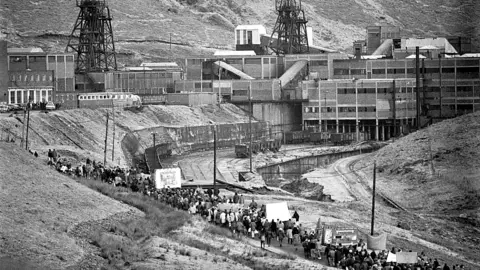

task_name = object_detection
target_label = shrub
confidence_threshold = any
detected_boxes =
[204,224,232,238]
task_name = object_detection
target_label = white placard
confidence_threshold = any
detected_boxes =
[153,168,182,189]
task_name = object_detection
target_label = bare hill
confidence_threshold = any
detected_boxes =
[356,112,480,261]
[1,0,478,63]
[0,142,141,269]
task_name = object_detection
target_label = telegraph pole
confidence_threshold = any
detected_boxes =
[213,126,217,189]
[152,132,156,148]
[416,46,421,129]
[249,84,253,173]
[103,111,109,166]
[111,101,115,161]
[392,79,397,137]
[371,160,377,236]
[21,109,26,148]
[439,54,443,118]
[25,99,31,151]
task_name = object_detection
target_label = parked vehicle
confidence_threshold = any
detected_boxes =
[45,101,56,110]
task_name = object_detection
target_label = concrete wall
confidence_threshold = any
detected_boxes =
[237,102,303,139]
[166,92,217,106]
[133,122,270,158]
[256,147,379,184]
[0,40,8,103]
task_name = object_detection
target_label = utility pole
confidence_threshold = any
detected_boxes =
[111,101,115,161]
[439,54,443,118]
[25,98,31,151]
[152,132,156,148]
[392,79,396,138]
[21,109,26,148]
[416,46,421,129]
[249,84,253,173]
[213,126,217,190]
[103,111,109,166]
[371,160,377,236]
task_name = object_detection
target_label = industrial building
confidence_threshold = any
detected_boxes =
[4,47,75,105]
[2,0,478,143]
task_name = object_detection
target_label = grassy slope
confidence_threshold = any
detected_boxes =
[0,142,139,269]
[356,112,480,263]
[1,0,479,62]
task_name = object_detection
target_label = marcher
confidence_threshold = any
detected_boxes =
[278,228,285,247]
[260,231,266,249]
[292,210,300,222]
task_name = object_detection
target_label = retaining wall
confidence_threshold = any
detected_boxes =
[256,147,378,184]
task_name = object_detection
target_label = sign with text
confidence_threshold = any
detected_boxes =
[153,168,181,189]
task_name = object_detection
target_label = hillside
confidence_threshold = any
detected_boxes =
[1,0,478,64]
[0,104,251,167]
[0,142,141,269]
[356,112,480,261]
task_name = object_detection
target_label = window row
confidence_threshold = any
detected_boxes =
[78,94,133,100]
[10,74,53,82]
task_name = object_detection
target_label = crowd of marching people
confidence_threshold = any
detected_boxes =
[323,243,465,270]
[45,151,468,270]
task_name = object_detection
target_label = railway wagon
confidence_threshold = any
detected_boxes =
[155,143,173,159]
[310,132,330,144]
[284,130,310,144]
[330,133,355,145]
[235,139,282,158]
[330,132,370,145]
[78,92,142,109]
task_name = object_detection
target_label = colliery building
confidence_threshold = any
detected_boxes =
[1,25,479,141]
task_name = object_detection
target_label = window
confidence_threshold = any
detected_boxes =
[263,58,269,64]
[425,68,439,73]
[233,90,247,96]
[57,56,65,63]
[350,69,366,75]
[236,30,241,44]
[304,107,310,113]
[245,58,261,65]
[10,56,26,63]
[10,92,15,104]
[243,30,247,45]
[334,69,349,75]
[48,56,56,63]
[66,56,74,62]
[247,31,252,45]
[457,67,479,73]
[372,69,386,74]
[310,60,327,66]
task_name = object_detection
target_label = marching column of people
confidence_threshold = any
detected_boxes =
[44,152,468,270]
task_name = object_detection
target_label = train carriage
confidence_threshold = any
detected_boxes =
[78,92,142,109]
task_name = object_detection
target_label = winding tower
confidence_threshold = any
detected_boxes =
[66,0,117,73]
[269,0,309,55]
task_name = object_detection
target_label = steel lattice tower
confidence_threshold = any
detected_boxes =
[269,0,309,55]
[66,0,117,73]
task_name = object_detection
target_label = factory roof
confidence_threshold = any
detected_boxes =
[235,25,267,31]
[214,50,256,56]
[7,48,44,54]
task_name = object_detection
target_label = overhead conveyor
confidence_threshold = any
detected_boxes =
[213,61,255,80]
[278,60,308,88]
